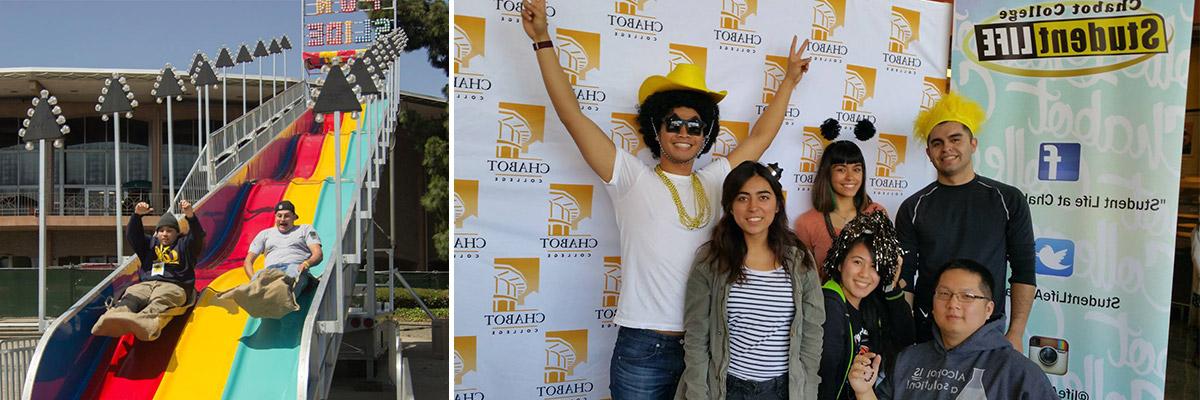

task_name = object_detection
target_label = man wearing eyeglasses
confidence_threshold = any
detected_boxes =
[846,259,1055,400]
[896,93,1036,351]
[521,0,813,397]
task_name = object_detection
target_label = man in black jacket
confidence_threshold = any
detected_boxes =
[92,199,205,341]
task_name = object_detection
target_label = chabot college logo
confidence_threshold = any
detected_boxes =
[453,15,491,100]
[454,336,477,386]
[555,28,607,110]
[555,29,602,85]
[454,180,479,229]
[888,7,921,54]
[453,179,485,258]
[487,258,546,335]
[712,121,749,159]
[489,102,550,184]
[596,256,621,328]
[669,43,708,72]
[870,134,910,196]
[544,184,599,257]
[538,330,595,398]
[809,0,849,62]
[759,55,802,124]
[610,112,646,155]
[884,6,923,74]
[454,336,484,399]
[609,0,662,40]
[920,76,948,113]
[492,258,540,313]
[715,0,761,53]
[547,184,594,236]
[452,15,485,74]
[791,127,831,192]
[842,65,877,112]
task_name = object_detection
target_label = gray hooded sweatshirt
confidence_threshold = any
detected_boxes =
[875,319,1056,400]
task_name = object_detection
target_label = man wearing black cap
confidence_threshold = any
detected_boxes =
[243,200,323,295]
[92,199,205,341]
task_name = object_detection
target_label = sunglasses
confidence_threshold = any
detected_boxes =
[662,114,707,136]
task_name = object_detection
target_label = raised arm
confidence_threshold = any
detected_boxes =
[179,200,205,255]
[726,36,811,167]
[522,0,617,181]
[126,202,152,256]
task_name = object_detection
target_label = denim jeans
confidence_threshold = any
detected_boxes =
[609,327,685,400]
[256,262,312,294]
[726,373,787,400]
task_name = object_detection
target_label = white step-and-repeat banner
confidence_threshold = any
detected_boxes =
[953,0,1191,398]
[452,1,950,398]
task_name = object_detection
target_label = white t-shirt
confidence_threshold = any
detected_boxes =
[249,224,321,267]
[605,149,731,331]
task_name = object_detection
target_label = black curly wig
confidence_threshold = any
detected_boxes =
[635,89,721,159]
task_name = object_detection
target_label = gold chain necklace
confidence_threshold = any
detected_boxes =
[655,166,710,230]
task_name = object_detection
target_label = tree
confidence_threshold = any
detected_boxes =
[366,0,449,262]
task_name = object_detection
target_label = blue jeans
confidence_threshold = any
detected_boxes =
[256,262,312,294]
[726,373,787,400]
[609,327,685,400]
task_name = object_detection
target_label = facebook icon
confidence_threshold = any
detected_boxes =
[1038,143,1080,181]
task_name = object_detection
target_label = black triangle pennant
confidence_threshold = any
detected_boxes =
[98,78,133,113]
[312,66,361,114]
[154,67,184,97]
[237,44,254,63]
[215,48,235,68]
[24,98,65,141]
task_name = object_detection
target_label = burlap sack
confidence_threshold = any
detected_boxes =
[216,268,300,319]
[91,302,189,341]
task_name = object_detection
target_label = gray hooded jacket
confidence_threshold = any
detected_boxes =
[876,319,1056,399]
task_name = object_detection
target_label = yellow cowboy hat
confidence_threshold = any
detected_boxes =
[637,64,727,104]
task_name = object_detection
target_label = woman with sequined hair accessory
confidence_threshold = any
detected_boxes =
[794,138,886,282]
[680,161,825,400]
[521,0,815,397]
[816,211,913,400]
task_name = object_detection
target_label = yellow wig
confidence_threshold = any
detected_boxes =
[913,92,986,142]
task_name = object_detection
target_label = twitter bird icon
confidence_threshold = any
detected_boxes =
[1035,238,1075,277]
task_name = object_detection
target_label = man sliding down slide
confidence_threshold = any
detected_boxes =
[92,200,204,341]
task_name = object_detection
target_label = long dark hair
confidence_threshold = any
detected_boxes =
[701,161,811,285]
[825,212,906,374]
[811,141,874,213]
[637,90,721,159]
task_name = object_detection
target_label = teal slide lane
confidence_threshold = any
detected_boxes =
[221,100,387,400]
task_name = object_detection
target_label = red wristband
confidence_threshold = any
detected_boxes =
[533,40,553,51]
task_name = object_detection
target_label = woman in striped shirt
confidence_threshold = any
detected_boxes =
[681,161,825,400]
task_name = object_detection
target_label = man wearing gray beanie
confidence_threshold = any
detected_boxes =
[91,199,205,341]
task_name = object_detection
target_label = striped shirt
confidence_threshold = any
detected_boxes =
[726,266,794,381]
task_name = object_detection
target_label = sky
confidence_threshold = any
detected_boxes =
[0,0,447,99]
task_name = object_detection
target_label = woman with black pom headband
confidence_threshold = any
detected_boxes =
[794,118,885,281]
[816,211,914,400]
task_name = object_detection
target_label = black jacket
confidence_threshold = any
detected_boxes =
[817,280,914,400]
[126,213,205,298]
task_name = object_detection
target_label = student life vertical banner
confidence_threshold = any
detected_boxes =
[952,1,1191,398]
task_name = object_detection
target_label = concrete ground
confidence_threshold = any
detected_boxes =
[329,322,448,400]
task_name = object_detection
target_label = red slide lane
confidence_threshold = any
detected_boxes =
[83,127,329,400]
